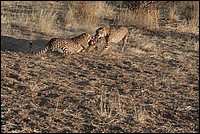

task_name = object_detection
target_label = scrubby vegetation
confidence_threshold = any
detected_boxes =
[1,1,199,35]
[1,1,199,133]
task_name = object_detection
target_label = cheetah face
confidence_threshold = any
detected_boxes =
[84,33,98,46]
[95,27,107,39]
[88,36,99,46]
[86,34,97,46]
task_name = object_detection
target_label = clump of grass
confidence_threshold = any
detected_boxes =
[172,1,198,23]
[97,90,151,125]
[133,106,150,124]
[65,1,115,32]
[168,2,179,21]
[118,1,198,33]
[118,4,160,30]
[98,91,126,118]
[2,1,198,36]
[1,15,11,34]
[1,1,58,35]
[18,9,58,34]
[168,1,199,34]
[98,91,112,118]
[36,9,58,34]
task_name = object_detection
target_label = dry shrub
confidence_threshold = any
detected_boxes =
[168,1,199,34]
[98,91,127,118]
[168,1,199,22]
[133,106,150,124]
[141,8,160,30]
[118,7,160,30]
[168,2,179,21]
[119,1,198,33]
[1,15,11,34]
[1,1,59,35]
[15,9,58,34]
[65,1,115,32]
[36,9,57,33]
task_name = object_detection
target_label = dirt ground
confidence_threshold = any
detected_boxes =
[1,24,199,132]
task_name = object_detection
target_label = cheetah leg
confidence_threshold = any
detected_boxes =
[60,47,69,56]
[81,45,89,53]
[100,35,110,53]
[29,41,33,53]
[101,43,109,53]
[121,34,128,53]
[88,43,99,52]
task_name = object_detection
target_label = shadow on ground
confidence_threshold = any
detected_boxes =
[1,35,48,54]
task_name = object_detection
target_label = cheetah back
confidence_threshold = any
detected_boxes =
[34,38,84,55]
[71,33,91,50]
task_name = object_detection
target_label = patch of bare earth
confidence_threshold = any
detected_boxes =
[1,26,199,132]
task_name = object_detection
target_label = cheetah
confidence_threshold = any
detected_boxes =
[29,33,93,56]
[89,27,129,53]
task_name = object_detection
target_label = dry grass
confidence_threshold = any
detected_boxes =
[133,106,150,124]
[168,1,199,22]
[167,1,199,34]
[168,2,179,21]
[1,1,58,35]
[18,9,58,34]
[1,1,199,35]
[36,9,58,33]
[64,1,115,32]
[98,91,127,119]
[118,5,160,30]
[118,1,198,33]
[1,2,199,132]
[1,31,198,132]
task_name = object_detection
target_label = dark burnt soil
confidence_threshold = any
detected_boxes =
[1,28,199,133]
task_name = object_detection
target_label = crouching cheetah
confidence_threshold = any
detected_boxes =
[29,33,94,56]
[89,27,129,53]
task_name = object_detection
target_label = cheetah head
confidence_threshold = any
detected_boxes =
[79,33,98,47]
[95,27,108,39]
[87,27,107,46]
[88,35,99,46]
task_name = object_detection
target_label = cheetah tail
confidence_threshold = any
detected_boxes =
[34,46,49,55]
[29,41,48,55]
[29,41,33,53]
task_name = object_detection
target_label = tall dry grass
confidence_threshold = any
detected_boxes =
[1,1,58,35]
[98,91,127,118]
[65,1,115,32]
[117,3,160,30]
[17,9,58,34]
[117,1,198,33]
[168,1,199,22]
[36,9,58,33]
[1,1,115,35]
[97,90,150,125]
[168,2,179,21]
[1,1,198,36]
[168,1,199,34]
